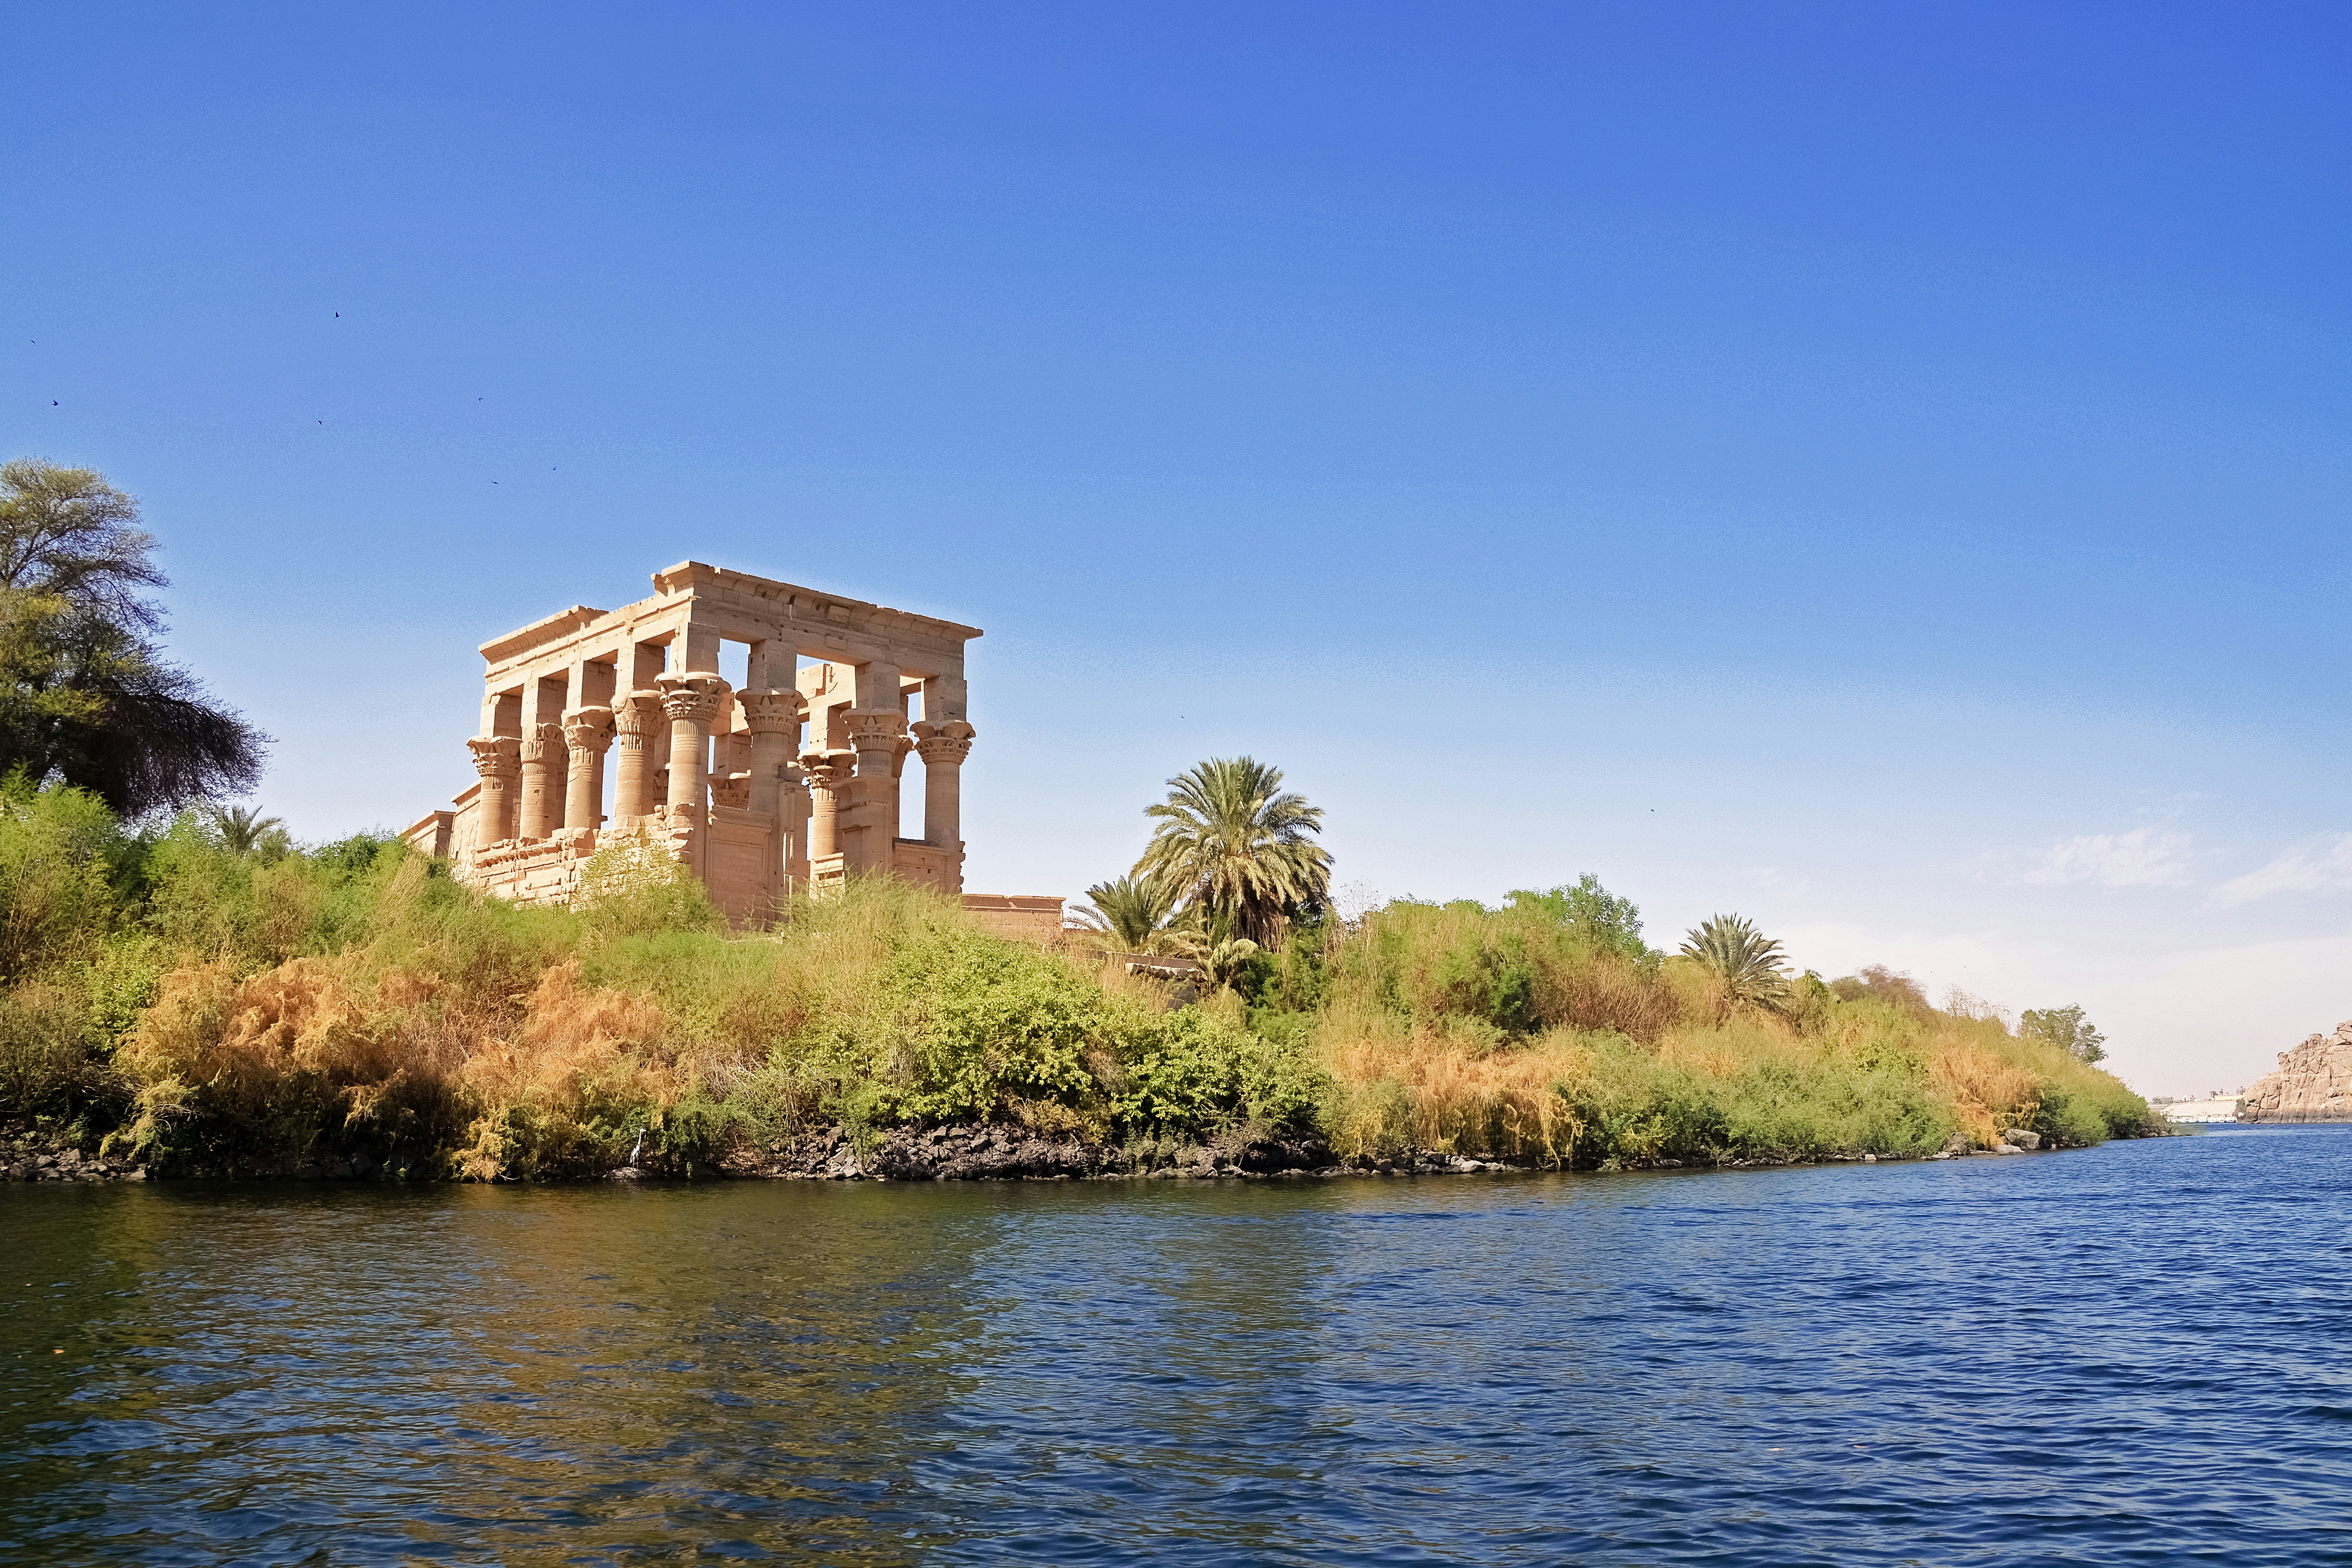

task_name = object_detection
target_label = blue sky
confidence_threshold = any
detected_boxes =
[5,2,2346,1093]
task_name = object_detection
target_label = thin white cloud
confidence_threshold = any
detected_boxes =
[2021,827,2194,889]
[2214,835,2352,907]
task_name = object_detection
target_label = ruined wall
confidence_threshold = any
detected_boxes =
[962,893,1067,944]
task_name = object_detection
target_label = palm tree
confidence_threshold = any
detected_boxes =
[1190,931,1260,989]
[211,803,283,856]
[1679,913,1791,1011]
[1133,756,1331,948]
[1074,873,1189,954]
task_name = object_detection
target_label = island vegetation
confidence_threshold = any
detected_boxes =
[0,457,2161,1180]
[0,768,2159,1180]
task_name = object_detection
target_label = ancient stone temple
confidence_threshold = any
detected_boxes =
[402,561,1062,936]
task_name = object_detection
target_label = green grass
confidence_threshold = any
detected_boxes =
[0,780,2164,1178]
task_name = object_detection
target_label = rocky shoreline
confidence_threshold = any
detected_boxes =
[3,1125,148,1183]
[4,1119,2078,1184]
[2239,1021,2352,1123]
[691,1123,1511,1182]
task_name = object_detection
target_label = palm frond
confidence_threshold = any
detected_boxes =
[1074,872,1189,954]
[1678,913,1791,1011]
[1132,755,1331,946]
[210,804,284,857]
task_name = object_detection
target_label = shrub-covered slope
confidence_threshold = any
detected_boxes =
[0,782,2161,1178]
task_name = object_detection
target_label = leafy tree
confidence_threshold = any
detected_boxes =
[1134,756,1332,947]
[2021,1004,2106,1064]
[0,459,266,817]
[1074,872,1189,954]
[1829,964,1931,1012]
[209,805,286,858]
[1504,874,1651,961]
[1679,913,1791,1011]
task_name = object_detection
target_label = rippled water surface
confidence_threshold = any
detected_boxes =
[4,1127,2349,1565]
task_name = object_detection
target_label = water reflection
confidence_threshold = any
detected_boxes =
[4,1130,2350,1566]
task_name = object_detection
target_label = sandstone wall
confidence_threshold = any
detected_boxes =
[962,893,1066,944]
[2239,1021,2352,1122]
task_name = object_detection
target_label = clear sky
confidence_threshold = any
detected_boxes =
[6,2,2346,1094]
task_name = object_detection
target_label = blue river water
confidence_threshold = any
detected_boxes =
[3,1125,2348,1566]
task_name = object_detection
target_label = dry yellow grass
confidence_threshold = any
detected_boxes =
[1317,1001,1591,1161]
[1929,1041,2048,1147]
[456,960,678,1179]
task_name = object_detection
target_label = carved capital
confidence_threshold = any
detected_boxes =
[656,672,728,726]
[562,706,614,754]
[467,735,521,779]
[739,688,807,737]
[613,690,664,738]
[844,707,906,753]
[912,718,975,766]
[517,722,564,765]
[801,751,856,793]
[710,770,752,810]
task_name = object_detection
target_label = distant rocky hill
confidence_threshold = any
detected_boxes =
[2239,1022,2352,1122]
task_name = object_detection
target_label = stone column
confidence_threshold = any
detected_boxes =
[657,673,728,873]
[612,691,661,822]
[561,706,614,835]
[803,750,853,862]
[467,736,521,847]
[783,768,811,893]
[912,720,975,863]
[740,691,805,818]
[842,708,907,876]
[741,689,806,900]
[517,723,564,840]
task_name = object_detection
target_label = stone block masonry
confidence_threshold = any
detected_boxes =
[402,561,1062,933]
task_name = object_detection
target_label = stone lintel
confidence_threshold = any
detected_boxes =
[648,560,984,644]
[478,567,980,697]
[478,604,611,666]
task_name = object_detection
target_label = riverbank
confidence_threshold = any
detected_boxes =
[0,1113,2095,1186]
[0,784,2164,1182]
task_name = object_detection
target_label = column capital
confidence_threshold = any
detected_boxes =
[518,722,564,763]
[912,718,975,765]
[467,735,521,778]
[844,707,906,751]
[740,689,807,736]
[562,706,615,752]
[613,689,664,736]
[656,672,728,725]
[801,750,856,791]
